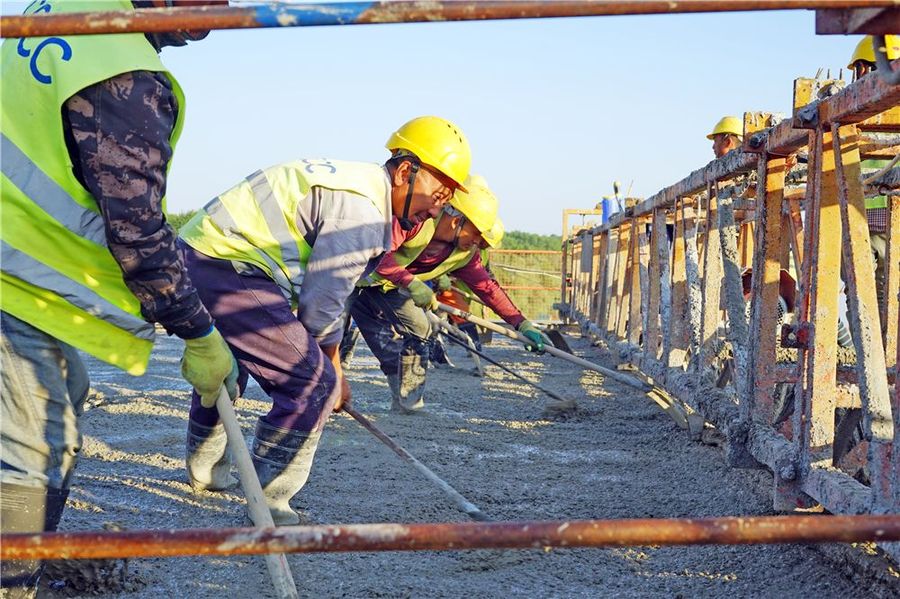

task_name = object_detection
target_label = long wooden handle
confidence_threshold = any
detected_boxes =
[216,389,300,599]
[344,405,490,522]
[435,303,649,391]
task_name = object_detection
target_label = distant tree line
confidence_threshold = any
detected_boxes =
[167,210,198,231]
[500,230,562,251]
[166,210,561,251]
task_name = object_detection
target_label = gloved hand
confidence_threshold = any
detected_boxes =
[517,320,551,353]
[181,327,239,408]
[436,274,452,292]
[407,279,439,311]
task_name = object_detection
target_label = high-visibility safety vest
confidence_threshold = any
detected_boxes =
[363,214,477,291]
[1,0,186,376]
[180,159,392,307]
[863,159,889,210]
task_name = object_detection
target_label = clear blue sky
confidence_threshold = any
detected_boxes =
[5,2,859,234]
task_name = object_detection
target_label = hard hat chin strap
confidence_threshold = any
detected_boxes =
[452,215,468,247]
[398,161,420,231]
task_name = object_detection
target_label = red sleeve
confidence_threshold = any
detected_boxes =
[374,217,422,287]
[455,253,525,327]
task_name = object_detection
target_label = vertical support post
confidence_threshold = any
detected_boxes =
[719,189,751,404]
[605,228,620,333]
[748,154,787,424]
[645,211,664,360]
[589,232,602,323]
[658,208,674,367]
[669,199,689,367]
[595,231,611,329]
[833,123,893,507]
[797,127,841,470]
[617,221,636,339]
[683,199,703,365]
[638,218,652,348]
[628,218,645,346]
[700,184,724,370]
[884,196,900,370]
[608,222,631,337]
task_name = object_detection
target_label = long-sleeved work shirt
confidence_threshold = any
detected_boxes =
[62,67,213,339]
[294,186,393,346]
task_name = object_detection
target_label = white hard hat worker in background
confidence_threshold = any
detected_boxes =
[708,116,744,158]
[350,176,551,414]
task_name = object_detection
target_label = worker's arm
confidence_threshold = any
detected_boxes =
[454,253,526,328]
[63,70,213,340]
[295,186,390,355]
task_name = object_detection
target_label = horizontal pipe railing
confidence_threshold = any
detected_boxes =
[3,515,899,560]
[1,1,897,38]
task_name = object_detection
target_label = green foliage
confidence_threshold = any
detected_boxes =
[166,210,198,232]
[500,230,562,251]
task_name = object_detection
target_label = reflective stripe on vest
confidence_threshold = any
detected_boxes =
[1,133,107,247]
[1,241,154,340]
[247,169,305,288]
[203,192,296,300]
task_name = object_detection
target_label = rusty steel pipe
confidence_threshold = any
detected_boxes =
[3,515,899,561]
[2,1,897,38]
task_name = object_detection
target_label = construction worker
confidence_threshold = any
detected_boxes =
[707,116,744,158]
[848,35,900,315]
[436,219,506,350]
[0,0,233,594]
[177,116,471,524]
[351,176,550,413]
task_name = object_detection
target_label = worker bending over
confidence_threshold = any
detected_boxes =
[178,116,471,524]
[351,177,550,413]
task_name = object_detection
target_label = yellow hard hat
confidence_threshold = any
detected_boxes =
[448,174,498,235]
[386,116,472,190]
[707,116,743,140]
[848,35,900,68]
[481,218,505,248]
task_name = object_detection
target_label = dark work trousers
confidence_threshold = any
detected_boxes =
[180,242,337,433]
[348,286,432,376]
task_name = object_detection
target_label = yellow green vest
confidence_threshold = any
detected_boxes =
[365,214,477,291]
[1,0,186,376]
[180,160,391,307]
[863,159,889,210]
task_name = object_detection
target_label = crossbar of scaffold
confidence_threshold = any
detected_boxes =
[2,515,899,560]
[1,1,898,38]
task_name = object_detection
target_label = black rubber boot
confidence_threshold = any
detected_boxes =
[185,419,237,491]
[250,419,321,526]
[0,482,68,598]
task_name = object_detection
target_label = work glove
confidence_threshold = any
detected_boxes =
[181,327,239,408]
[436,274,452,293]
[517,320,551,354]
[407,279,439,311]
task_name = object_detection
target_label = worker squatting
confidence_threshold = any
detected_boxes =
[0,0,550,595]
